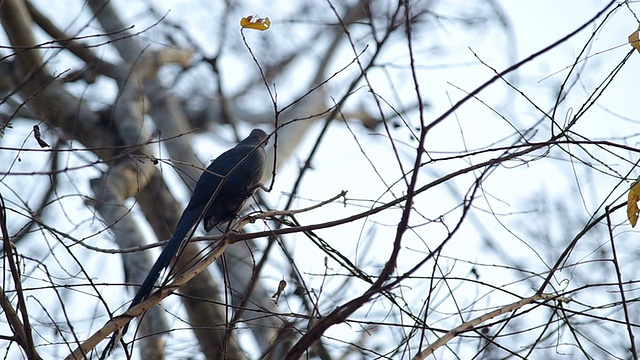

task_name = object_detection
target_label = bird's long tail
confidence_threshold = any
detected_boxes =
[101,209,197,358]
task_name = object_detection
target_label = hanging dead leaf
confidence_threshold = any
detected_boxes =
[627,177,640,227]
[271,279,286,304]
[33,125,50,148]
[240,15,270,31]
[629,25,640,53]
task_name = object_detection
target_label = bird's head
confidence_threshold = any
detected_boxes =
[244,128,268,147]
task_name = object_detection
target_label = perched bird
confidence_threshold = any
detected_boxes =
[102,129,268,357]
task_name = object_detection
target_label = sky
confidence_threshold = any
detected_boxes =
[2,0,640,358]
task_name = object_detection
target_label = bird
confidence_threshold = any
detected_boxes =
[102,128,268,357]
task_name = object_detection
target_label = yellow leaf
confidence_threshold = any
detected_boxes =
[629,26,640,53]
[240,15,270,31]
[627,178,640,227]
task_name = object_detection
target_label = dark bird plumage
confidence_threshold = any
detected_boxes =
[102,129,267,357]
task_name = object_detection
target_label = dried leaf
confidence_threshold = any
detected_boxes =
[627,177,640,227]
[240,15,270,31]
[33,125,50,148]
[271,279,286,304]
[629,26,640,53]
